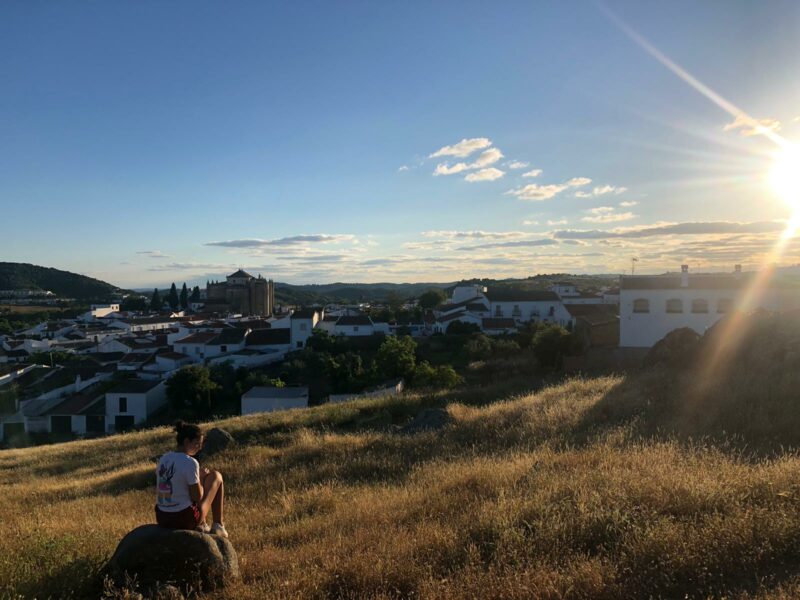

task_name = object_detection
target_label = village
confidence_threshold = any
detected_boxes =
[2,263,796,445]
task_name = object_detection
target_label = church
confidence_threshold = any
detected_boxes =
[205,269,275,316]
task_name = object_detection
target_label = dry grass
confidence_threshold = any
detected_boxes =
[3,372,800,599]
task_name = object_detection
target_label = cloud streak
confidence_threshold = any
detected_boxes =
[429,137,492,158]
[205,234,355,248]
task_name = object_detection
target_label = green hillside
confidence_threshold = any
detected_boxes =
[0,262,123,301]
[4,312,800,599]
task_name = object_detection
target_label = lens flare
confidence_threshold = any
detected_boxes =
[769,143,800,209]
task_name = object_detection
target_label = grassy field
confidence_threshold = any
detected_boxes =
[4,314,800,599]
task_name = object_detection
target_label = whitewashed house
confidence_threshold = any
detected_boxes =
[245,328,292,354]
[619,265,800,347]
[241,386,309,415]
[105,379,167,432]
[333,315,375,337]
[290,309,322,349]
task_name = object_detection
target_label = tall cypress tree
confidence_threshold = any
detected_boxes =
[168,283,179,310]
[149,288,162,311]
[179,282,189,310]
[190,286,201,302]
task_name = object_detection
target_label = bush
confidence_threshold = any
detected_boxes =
[531,325,572,369]
[376,336,417,379]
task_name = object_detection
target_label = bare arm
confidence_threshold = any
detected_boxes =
[189,482,202,503]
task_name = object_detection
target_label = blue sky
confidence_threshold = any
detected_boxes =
[2,1,799,287]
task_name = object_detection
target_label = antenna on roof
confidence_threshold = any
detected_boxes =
[631,257,639,275]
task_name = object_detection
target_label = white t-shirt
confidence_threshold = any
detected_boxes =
[156,451,200,512]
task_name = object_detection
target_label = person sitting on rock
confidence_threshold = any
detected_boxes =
[155,420,228,538]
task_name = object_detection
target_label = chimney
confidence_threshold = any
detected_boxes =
[734,264,742,278]
[680,264,689,288]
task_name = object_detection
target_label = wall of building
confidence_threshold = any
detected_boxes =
[241,395,308,415]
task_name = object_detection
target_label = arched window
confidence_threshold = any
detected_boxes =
[632,298,650,313]
[666,298,683,313]
[717,298,732,314]
[691,299,708,313]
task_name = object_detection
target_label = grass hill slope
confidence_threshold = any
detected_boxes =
[4,315,800,598]
[0,262,123,301]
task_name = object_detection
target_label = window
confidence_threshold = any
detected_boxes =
[353,326,359,332]
[691,299,708,314]
[633,299,650,313]
[495,305,503,317]
[548,306,555,317]
[512,304,521,317]
[220,345,227,353]
[119,397,127,413]
[666,299,683,313]
[717,298,732,314]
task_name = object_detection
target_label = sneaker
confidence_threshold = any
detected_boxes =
[211,523,228,538]
[196,522,211,534]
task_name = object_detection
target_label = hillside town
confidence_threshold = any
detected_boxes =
[2,264,798,445]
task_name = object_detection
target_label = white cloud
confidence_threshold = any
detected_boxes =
[465,167,505,182]
[619,200,638,207]
[434,147,504,176]
[205,234,354,248]
[575,185,628,198]
[523,219,539,226]
[397,165,409,172]
[470,147,504,168]
[547,219,567,226]
[506,177,591,201]
[506,160,529,169]
[723,114,781,137]
[422,230,528,240]
[136,250,170,259]
[429,137,492,158]
[434,162,470,176]
[522,169,543,178]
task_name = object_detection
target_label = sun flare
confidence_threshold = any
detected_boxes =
[769,142,800,208]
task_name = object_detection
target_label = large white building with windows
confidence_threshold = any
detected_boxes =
[619,265,800,347]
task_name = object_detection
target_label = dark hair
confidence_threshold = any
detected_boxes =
[174,420,203,446]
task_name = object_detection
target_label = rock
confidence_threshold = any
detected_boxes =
[400,407,450,434]
[198,427,234,459]
[106,525,239,591]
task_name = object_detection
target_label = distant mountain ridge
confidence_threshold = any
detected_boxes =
[0,262,123,301]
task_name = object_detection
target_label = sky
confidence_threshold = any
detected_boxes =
[1,1,800,288]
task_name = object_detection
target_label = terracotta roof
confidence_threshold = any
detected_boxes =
[336,315,373,326]
[45,392,104,416]
[246,328,291,346]
[107,379,163,394]
[482,318,516,329]
[466,302,490,312]
[158,351,190,360]
[175,332,219,345]
[291,308,320,319]
[438,312,476,323]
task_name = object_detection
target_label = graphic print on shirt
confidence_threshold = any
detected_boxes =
[157,462,176,506]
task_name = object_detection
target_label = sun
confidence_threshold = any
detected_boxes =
[769,142,800,209]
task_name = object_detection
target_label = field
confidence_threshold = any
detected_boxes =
[5,338,800,600]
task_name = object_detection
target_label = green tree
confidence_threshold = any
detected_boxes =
[179,283,189,310]
[412,361,462,389]
[190,285,201,303]
[121,295,148,311]
[418,288,447,309]
[386,291,403,315]
[532,325,572,369]
[149,288,162,311]
[168,283,179,310]
[376,335,417,379]
[165,365,220,415]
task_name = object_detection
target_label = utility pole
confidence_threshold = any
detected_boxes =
[631,257,639,275]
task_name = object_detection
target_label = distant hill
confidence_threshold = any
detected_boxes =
[274,274,620,305]
[0,262,123,301]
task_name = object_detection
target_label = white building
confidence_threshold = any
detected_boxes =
[619,265,800,347]
[332,315,375,337]
[241,386,309,415]
[105,379,167,432]
[290,309,322,349]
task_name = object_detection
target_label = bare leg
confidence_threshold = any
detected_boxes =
[199,470,224,525]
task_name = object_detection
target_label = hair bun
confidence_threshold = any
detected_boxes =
[174,420,186,432]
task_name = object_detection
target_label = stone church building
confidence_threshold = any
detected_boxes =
[205,269,275,316]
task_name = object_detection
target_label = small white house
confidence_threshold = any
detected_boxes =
[290,309,322,349]
[105,379,167,432]
[333,315,375,337]
[241,386,309,415]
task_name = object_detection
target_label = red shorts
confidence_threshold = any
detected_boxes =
[155,503,202,530]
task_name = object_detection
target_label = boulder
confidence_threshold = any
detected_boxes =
[197,427,234,459]
[106,525,239,591]
[400,407,450,434]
